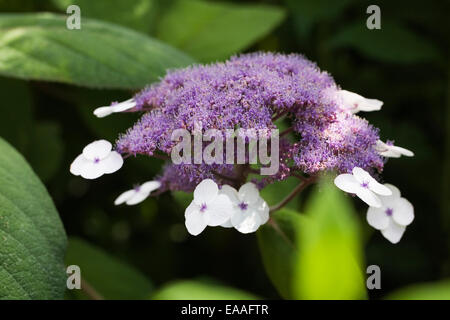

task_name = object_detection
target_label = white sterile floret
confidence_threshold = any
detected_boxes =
[338,90,383,113]
[93,99,136,118]
[334,167,392,208]
[184,179,233,236]
[375,140,414,158]
[114,181,161,206]
[220,183,269,234]
[366,184,414,244]
[70,140,123,179]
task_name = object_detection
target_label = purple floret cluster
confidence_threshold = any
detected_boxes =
[115,52,383,192]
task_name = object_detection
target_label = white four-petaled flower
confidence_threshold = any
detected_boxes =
[114,181,161,206]
[220,183,269,234]
[367,184,414,244]
[70,140,123,179]
[338,90,383,113]
[334,167,392,207]
[375,140,414,158]
[184,179,233,236]
[93,99,136,118]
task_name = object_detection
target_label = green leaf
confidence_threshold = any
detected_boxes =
[26,121,64,182]
[65,237,153,299]
[157,0,285,62]
[0,13,195,89]
[294,176,366,299]
[328,21,440,64]
[0,137,67,299]
[386,280,450,300]
[285,0,353,37]
[0,77,33,153]
[51,0,158,33]
[257,208,308,299]
[151,279,259,300]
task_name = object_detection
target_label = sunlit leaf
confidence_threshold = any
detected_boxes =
[157,0,285,62]
[386,280,450,300]
[0,137,67,299]
[0,13,194,89]
[294,176,366,299]
[151,279,259,300]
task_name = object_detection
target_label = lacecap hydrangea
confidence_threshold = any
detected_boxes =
[70,52,414,242]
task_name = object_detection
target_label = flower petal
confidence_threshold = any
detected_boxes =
[369,180,392,196]
[238,182,260,204]
[79,162,105,180]
[339,90,383,113]
[193,179,218,205]
[352,167,391,196]
[114,189,136,205]
[82,140,112,160]
[204,194,233,226]
[356,188,382,207]
[367,207,390,230]
[219,185,239,204]
[220,219,233,228]
[357,98,383,112]
[334,173,360,193]
[231,207,262,234]
[256,199,269,225]
[383,184,401,199]
[380,149,401,158]
[140,181,161,193]
[352,167,372,184]
[391,145,414,157]
[97,151,123,174]
[381,220,406,244]
[93,106,114,118]
[185,206,207,236]
[111,99,136,112]
[391,197,414,226]
[70,154,88,176]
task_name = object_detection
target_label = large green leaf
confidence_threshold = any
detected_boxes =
[328,21,440,64]
[257,208,308,299]
[0,137,67,299]
[157,0,285,62]
[65,237,153,300]
[151,279,259,300]
[285,0,353,37]
[386,280,450,300]
[0,13,194,89]
[293,177,366,299]
[51,0,158,33]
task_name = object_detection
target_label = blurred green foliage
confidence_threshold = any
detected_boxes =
[0,0,448,300]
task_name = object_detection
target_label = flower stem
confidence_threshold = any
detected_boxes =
[269,176,317,213]
[81,277,104,300]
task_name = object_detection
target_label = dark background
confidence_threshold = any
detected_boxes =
[0,0,448,299]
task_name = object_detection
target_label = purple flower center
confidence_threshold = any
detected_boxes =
[200,203,207,212]
[361,181,369,188]
[133,184,141,192]
[94,157,100,164]
[239,202,248,211]
[385,208,393,216]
